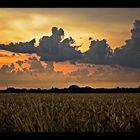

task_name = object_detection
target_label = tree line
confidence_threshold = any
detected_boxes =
[0,85,140,93]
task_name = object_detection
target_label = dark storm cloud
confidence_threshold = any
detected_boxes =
[83,39,113,64]
[0,39,36,54]
[113,19,140,68]
[0,27,82,62]
[82,19,140,68]
[37,27,82,62]
[0,20,140,68]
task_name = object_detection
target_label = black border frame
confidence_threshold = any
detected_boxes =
[0,0,140,7]
[0,132,140,140]
[0,0,140,140]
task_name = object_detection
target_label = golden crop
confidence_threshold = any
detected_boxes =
[0,94,140,132]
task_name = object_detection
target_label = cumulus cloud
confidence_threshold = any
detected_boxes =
[0,20,140,68]
[28,56,45,72]
[0,27,82,63]
[113,19,140,68]
[27,56,56,73]
[37,27,82,62]
[83,39,113,64]
[82,19,140,68]
[15,55,55,74]
[0,39,36,53]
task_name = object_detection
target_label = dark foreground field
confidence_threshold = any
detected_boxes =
[0,93,140,132]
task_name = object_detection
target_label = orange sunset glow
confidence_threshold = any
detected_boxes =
[0,8,140,89]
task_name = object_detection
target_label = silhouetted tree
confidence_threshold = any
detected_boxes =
[69,85,80,89]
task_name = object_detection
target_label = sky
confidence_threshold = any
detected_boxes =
[0,8,140,89]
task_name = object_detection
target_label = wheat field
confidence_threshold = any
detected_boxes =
[0,93,140,132]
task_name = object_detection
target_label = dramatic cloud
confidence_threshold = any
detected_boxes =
[0,27,82,63]
[83,39,113,64]
[37,27,82,62]
[0,39,36,54]
[0,20,140,68]
[114,19,140,68]
[82,20,140,68]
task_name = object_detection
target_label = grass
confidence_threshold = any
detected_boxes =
[0,93,140,132]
